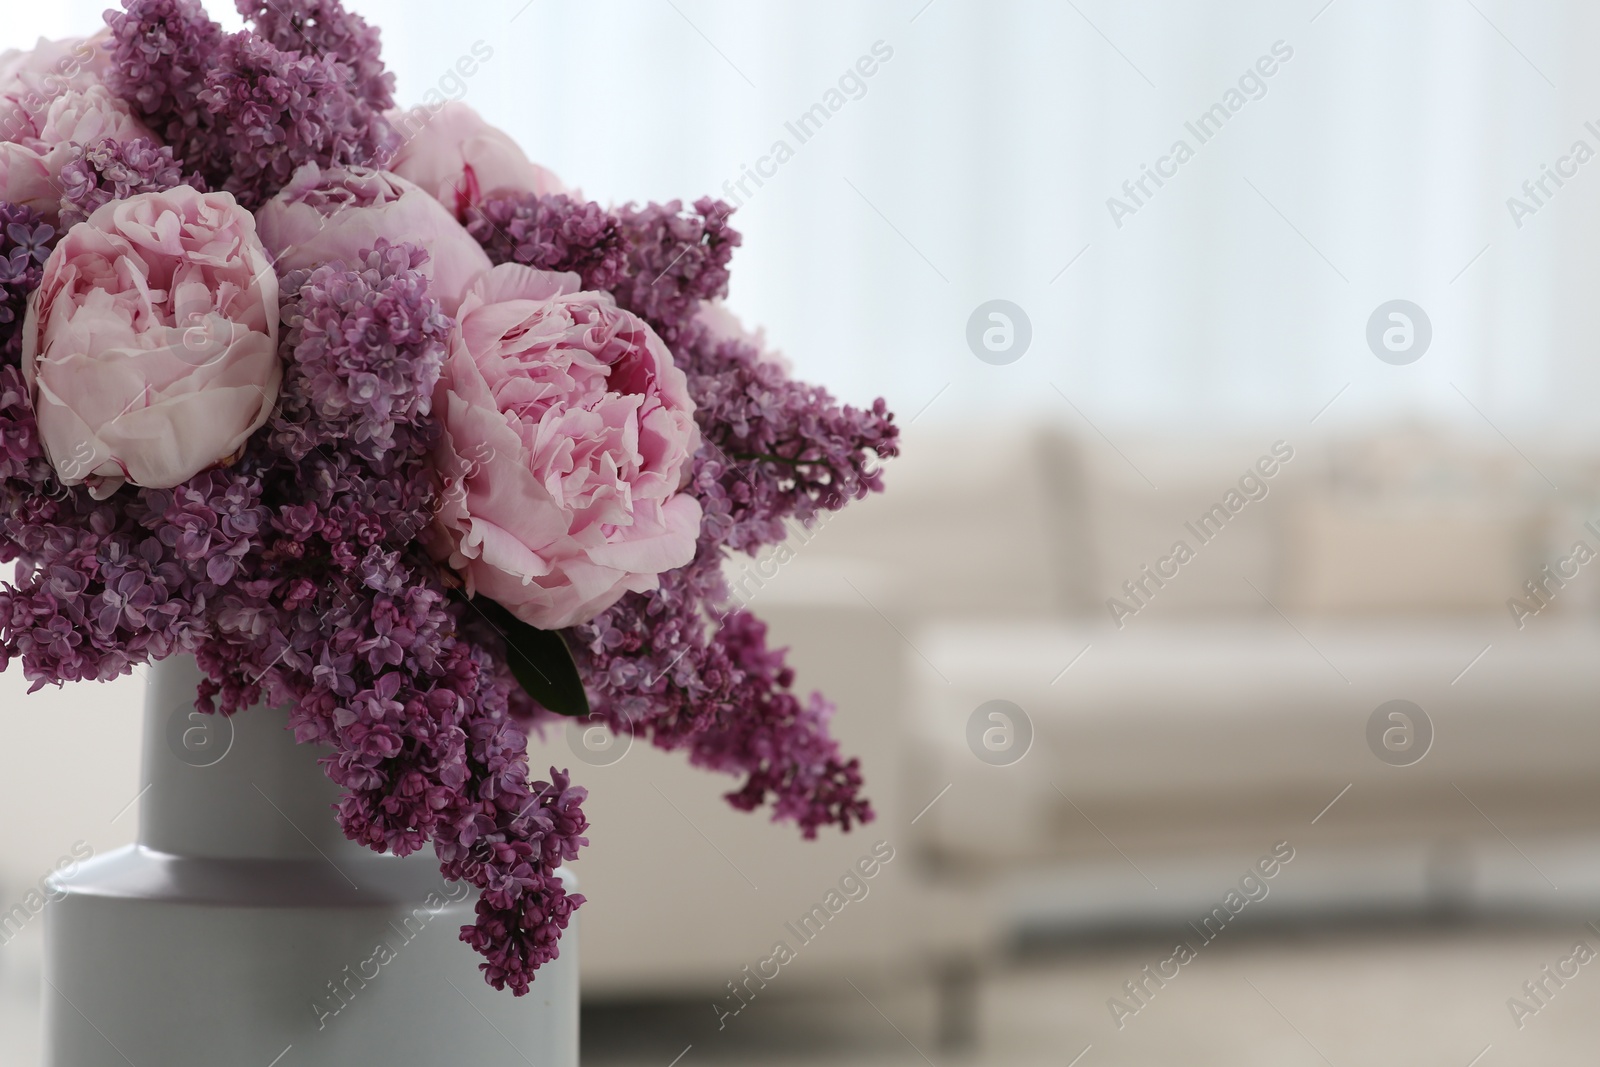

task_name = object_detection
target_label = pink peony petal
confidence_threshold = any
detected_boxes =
[22,187,280,493]
[426,262,701,629]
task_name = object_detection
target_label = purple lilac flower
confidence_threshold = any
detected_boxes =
[193,30,398,208]
[102,0,226,146]
[0,204,62,608]
[272,240,451,463]
[105,0,396,209]
[235,0,396,111]
[58,137,203,228]
[0,203,52,358]
[465,192,629,292]
[608,196,741,345]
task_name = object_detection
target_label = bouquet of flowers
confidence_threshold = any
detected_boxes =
[0,0,896,995]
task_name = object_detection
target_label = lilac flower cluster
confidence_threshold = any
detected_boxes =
[271,241,450,462]
[58,137,202,228]
[101,0,224,142]
[0,212,65,624]
[609,197,741,345]
[234,0,396,111]
[0,203,52,360]
[466,192,628,292]
[571,549,875,837]
[104,0,396,209]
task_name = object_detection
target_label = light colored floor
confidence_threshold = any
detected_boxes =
[8,921,1600,1065]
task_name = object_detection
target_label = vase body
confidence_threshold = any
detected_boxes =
[43,655,578,1066]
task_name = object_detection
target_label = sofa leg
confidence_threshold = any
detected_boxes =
[935,957,979,1052]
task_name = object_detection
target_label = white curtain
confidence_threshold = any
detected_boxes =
[12,0,1599,435]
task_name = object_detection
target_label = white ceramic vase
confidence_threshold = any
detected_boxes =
[43,654,578,1066]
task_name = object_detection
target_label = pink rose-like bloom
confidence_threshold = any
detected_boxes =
[0,143,56,218]
[0,33,138,221]
[22,186,280,498]
[428,264,702,630]
[384,101,564,221]
[0,86,152,221]
[0,31,112,137]
[34,83,146,148]
[255,163,491,316]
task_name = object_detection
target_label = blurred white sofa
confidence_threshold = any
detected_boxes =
[571,417,1600,987]
[896,420,1600,929]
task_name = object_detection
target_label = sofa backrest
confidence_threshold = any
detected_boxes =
[789,421,1072,617]
[773,420,1594,624]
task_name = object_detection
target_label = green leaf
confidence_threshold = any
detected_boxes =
[469,596,590,717]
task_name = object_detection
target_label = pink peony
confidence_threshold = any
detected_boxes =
[384,101,564,221]
[0,32,139,222]
[0,144,57,217]
[0,32,112,139]
[426,264,702,630]
[22,186,280,498]
[254,163,491,316]
[34,83,146,148]
[0,88,153,220]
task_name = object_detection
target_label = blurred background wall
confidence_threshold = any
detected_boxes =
[8,1,1600,1064]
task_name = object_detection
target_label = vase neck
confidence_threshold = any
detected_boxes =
[139,654,367,862]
